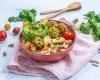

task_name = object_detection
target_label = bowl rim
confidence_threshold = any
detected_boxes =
[19,20,76,56]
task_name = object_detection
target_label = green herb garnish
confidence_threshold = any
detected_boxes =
[80,11,100,41]
[8,9,37,22]
[8,8,49,42]
[21,20,48,42]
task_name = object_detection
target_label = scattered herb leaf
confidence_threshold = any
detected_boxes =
[73,18,78,24]
[3,51,7,57]
[8,43,14,48]
[92,63,99,67]
[89,60,99,64]
[98,48,100,54]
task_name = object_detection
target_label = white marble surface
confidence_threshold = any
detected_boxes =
[0,0,100,80]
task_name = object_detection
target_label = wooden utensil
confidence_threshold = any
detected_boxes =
[42,2,81,20]
[40,2,81,15]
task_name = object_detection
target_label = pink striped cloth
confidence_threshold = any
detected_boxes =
[7,18,100,80]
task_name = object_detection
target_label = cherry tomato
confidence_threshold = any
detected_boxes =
[63,31,74,40]
[0,31,7,41]
[13,27,20,35]
[4,24,11,31]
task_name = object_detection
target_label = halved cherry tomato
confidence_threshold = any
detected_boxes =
[13,27,20,35]
[63,31,74,40]
[0,31,7,41]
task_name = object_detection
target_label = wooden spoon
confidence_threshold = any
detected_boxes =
[40,2,81,15]
[42,2,81,20]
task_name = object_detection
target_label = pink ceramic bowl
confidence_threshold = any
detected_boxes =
[19,20,76,62]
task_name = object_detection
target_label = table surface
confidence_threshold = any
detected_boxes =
[0,0,100,80]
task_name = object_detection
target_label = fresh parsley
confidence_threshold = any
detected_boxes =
[80,11,100,41]
[8,9,37,22]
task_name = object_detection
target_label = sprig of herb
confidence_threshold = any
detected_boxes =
[8,9,37,22]
[80,11,100,41]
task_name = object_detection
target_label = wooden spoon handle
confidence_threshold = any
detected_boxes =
[44,9,66,20]
[40,9,62,15]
